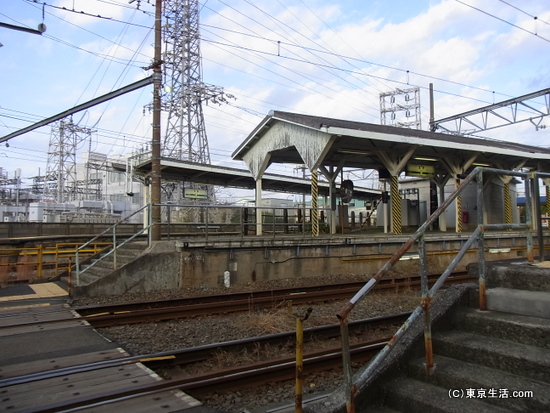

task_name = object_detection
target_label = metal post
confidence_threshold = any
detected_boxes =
[54,244,59,277]
[525,175,534,262]
[477,169,486,310]
[148,203,153,246]
[419,234,434,374]
[295,307,312,413]
[272,208,276,239]
[75,247,80,287]
[113,226,117,270]
[340,316,355,413]
[240,206,245,239]
[534,174,544,261]
[37,245,43,279]
[167,204,171,240]
[205,206,209,240]
[67,258,72,296]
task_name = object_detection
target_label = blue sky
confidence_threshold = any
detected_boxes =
[1,0,549,199]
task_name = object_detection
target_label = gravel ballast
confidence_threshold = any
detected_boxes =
[71,275,424,412]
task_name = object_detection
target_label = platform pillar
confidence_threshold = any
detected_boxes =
[255,178,263,236]
[390,175,402,235]
[311,170,319,237]
[504,182,512,230]
[455,177,462,233]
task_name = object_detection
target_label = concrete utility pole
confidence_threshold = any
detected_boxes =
[151,0,163,242]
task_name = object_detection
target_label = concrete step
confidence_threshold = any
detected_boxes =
[486,288,550,319]
[78,273,102,285]
[433,330,550,384]
[408,355,550,412]
[357,407,400,413]
[81,266,113,278]
[382,377,512,413]
[454,307,550,349]
[485,263,550,293]
[92,255,136,270]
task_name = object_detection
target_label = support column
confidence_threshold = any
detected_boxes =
[255,178,263,236]
[455,177,462,233]
[438,182,447,232]
[390,175,402,235]
[504,182,512,230]
[311,170,319,237]
[383,181,389,234]
[547,184,550,228]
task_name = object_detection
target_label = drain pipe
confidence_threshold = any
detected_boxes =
[295,307,313,413]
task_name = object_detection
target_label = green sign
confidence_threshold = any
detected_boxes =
[406,163,435,178]
[184,188,208,199]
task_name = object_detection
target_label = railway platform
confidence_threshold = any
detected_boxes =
[0,283,225,412]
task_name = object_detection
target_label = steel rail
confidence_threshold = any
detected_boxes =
[17,336,390,413]
[0,312,409,389]
[0,273,472,330]
[75,272,470,317]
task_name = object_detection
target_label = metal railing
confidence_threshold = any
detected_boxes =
[0,242,110,284]
[158,203,332,240]
[335,167,548,412]
[73,202,333,287]
[75,204,153,287]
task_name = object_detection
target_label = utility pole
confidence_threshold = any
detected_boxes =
[151,0,162,241]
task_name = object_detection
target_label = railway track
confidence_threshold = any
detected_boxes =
[1,312,408,413]
[0,272,472,330]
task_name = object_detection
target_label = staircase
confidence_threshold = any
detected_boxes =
[74,241,148,287]
[373,264,550,413]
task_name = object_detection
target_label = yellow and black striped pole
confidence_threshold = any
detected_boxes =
[311,170,319,237]
[504,182,512,230]
[391,175,402,234]
[456,178,462,233]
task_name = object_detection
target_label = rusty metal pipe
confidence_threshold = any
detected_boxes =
[295,307,312,413]
[353,306,424,387]
[337,169,479,321]
[419,235,434,375]
[476,170,487,311]
[525,174,534,262]
[339,317,353,413]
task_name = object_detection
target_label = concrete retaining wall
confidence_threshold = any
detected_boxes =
[75,233,531,297]
[74,241,180,297]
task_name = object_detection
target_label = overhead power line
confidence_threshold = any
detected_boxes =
[455,0,550,43]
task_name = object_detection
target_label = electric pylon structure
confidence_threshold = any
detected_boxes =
[380,87,422,129]
[43,119,92,203]
[161,0,233,169]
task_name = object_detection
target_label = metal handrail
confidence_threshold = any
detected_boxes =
[335,167,541,412]
[75,204,152,287]
[73,202,332,287]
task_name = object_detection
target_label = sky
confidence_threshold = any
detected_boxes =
[1,0,549,201]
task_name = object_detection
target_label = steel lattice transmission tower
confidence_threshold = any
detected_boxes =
[44,119,92,203]
[161,0,233,164]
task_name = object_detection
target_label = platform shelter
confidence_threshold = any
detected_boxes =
[232,111,550,235]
